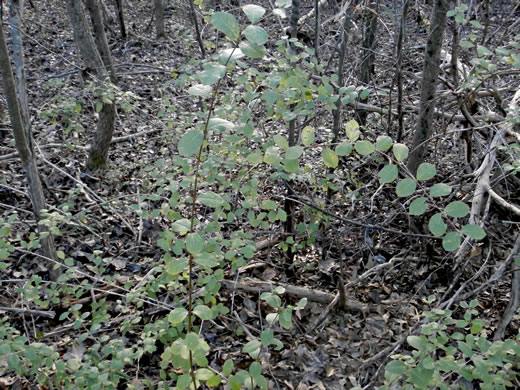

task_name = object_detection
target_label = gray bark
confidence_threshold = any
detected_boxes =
[154,0,165,38]
[356,0,379,126]
[65,0,116,171]
[8,0,31,148]
[396,0,409,142]
[114,0,127,39]
[0,18,60,281]
[407,0,451,175]
[84,0,117,83]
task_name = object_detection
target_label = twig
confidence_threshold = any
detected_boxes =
[0,306,55,319]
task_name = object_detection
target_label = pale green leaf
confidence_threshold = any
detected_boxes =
[378,164,398,184]
[286,146,303,160]
[301,126,315,146]
[335,141,353,156]
[273,135,289,150]
[188,84,212,97]
[354,140,375,156]
[445,201,469,218]
[247,151,263,164]
[323,148,339,168]
[243,25,268,45]
[193,305,213,320]
[428,213,447,237]
[194,252,219,268]
[186,233,204,255]
[239,41,265,59]
[218,48,244,63]
[345,119,360,141]
[396,178,417,197]
[242,4,265,23]
[416,163,436,181]
[198,63,226,85]
[211,12,240,41]
[409,197,428,216]
[168,307,188,325]
[178,129,203,157]
[208,118,235,131]
[430,183,452,197]
[375,135,393,151]
[172,219,191,235]
[443,232,462,251]
[392,143,409,161]
[199,192,225,208]
[461,224,486,240]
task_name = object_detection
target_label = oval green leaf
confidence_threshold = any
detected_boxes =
[323,148,339,168]
[461,224,486,240]
[443,232,462,251]
[243,25,268,45]
[335,141,353,156]
[445,201,470,218]
[188,84,212,97]
[199,192,225,207]
[430,183,452,197]
[168,307,188,325]
[198,63,226,85]
[416,163,436,181]
[301,126,315,146]
[375,135,393,151]
[242,4,265,23]
[354,140,375,156]
[392,143,409,162]
[239,41,265,59]
[378,164,398,184]
[286,146,303,160]
[211,12,240,41]
[345,119,360,141]
[428,213,447,237]
[178,129,203,157]
[186,232,204,255]
[396,178,417,197]
[409,197,428,216]
[193,305,213,320]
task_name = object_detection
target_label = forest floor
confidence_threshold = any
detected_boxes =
[1,0,519,389]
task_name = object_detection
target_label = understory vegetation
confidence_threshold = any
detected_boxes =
[0,0,519,389]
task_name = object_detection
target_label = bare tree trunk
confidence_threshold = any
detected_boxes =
[114,0,127,39]
[153,0,165,39]
[407,0,451,175]
[314,0,320,58]
[65,0,116,172]
[8,0,31,147]
[284,0,301,263]
[0,18,60,281]
[331,1,355,143]
[188,0,205,59]
[356,0,379,126]
[84,0,117,83]
[396,0,409,142]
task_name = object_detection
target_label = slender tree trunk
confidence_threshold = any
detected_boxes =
[153,0,165,39]
[8,0,31,147]
[284,1,301,263]
[84,0,117,83]
[65,0,116,172]
[396,0,409,142]
[356,0,379,126]
[314,0,320,58]
[331,1,355,143]
[0,18,60,281]
[188,0,205,59]
[114,0,127,39]
[407,0,451,175]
